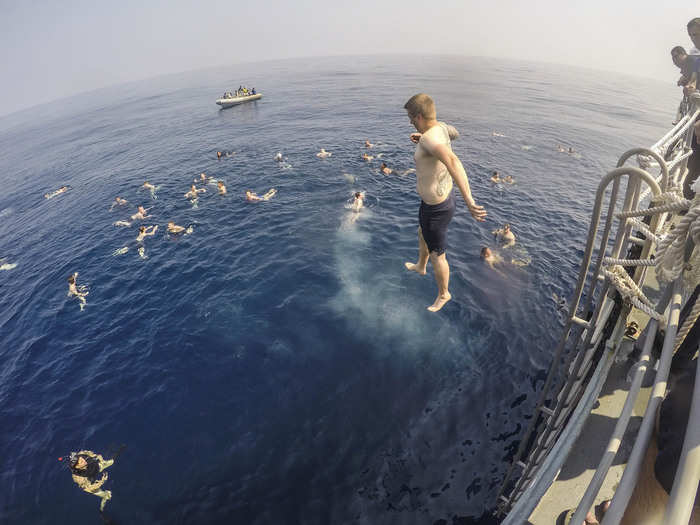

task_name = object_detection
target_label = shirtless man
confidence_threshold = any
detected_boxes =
[217,181,227,195]
[131,206,149,220]
[316,148,332,158]
[365,140,374,148]
[194,173,208,184]
[491,171,501,183]
[351,192,364,212]
[362,153,373,162]
[167,222,186,234]
[275,152,284,162]
[403,93,486,312]
[185,184,206,199]
[493,223,516,247]
[67,272,88,311]
[136,225,158,242]
[217,151,223,159]
[380,162,393,174]
[246,189,277,202]
[503,175,514,184]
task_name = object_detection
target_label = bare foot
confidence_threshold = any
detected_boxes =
[404,261,426,275]
[427,291,451,312]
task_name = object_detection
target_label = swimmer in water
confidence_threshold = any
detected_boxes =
[557,145,566,153]
[492,131,506,137]
[167,222,186,234]
[480,247,506,275]
[380,162,393,174]
[217,181,227,195]
[246,189,277,202]
[362,153,373,162]
[44,186,69,199]
[351,192,364,212]
[365,140,374,148]
[493,223,516,247]
[136,225,158,242]
[194,173,208,184]
[568,147,575,154]
[503,175,514,184]
[0,258,17,271]
[316,148,332,158]
[131,206,149,220]
[67,272,88,311]
[64,450,115,511]
[274,152,284,162]
[142,181,158,199]
[217,151,222,159]
[110,196,128,210]
[113,220,131,227]
[491,171,501,183]
[185,184,206,199]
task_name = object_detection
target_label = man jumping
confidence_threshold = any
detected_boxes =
[403,93,486,311]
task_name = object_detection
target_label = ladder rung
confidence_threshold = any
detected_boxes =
[539,405,555,416]
[571,316,590,329]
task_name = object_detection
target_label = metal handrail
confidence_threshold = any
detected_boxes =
[602,279,684,524]
[497,95,699,521]
[496,167,662,513]
[568,313,663,525]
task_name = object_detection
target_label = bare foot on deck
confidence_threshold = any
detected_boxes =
[404,262,426,275]
[427,292,451,312]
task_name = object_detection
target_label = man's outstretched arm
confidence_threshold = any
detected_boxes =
[430,142,486,221]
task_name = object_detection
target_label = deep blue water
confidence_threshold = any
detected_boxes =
[0,56,677,524]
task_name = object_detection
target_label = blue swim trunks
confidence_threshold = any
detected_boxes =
[418,191,456,255]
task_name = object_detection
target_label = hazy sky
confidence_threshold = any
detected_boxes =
[1,1,697,117]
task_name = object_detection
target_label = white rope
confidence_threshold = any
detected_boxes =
[602,256,656,267]
[627,218,662,243]
[673,297,700,353]
[600,266,666,323]
[655,197,700,283]
[616,201,690,218]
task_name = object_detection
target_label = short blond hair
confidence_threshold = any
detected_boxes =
[404,93,436,119]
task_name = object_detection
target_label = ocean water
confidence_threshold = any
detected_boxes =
[0,56,678,524]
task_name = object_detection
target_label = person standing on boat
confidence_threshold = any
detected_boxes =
[688,17,700,55]
[672,46,699,95]
[403,93,486,312]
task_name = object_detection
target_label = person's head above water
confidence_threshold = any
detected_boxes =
[355,192,362,199]
[480,247,491,258]
[67,274,75,284]
[504,223,511,232]
[688,17,700,49]
[139,226,146,233]
[68,452,86,470]
[167,221,174,227]
[217,151,222,158]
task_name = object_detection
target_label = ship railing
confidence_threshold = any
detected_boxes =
[495,95,700,522]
